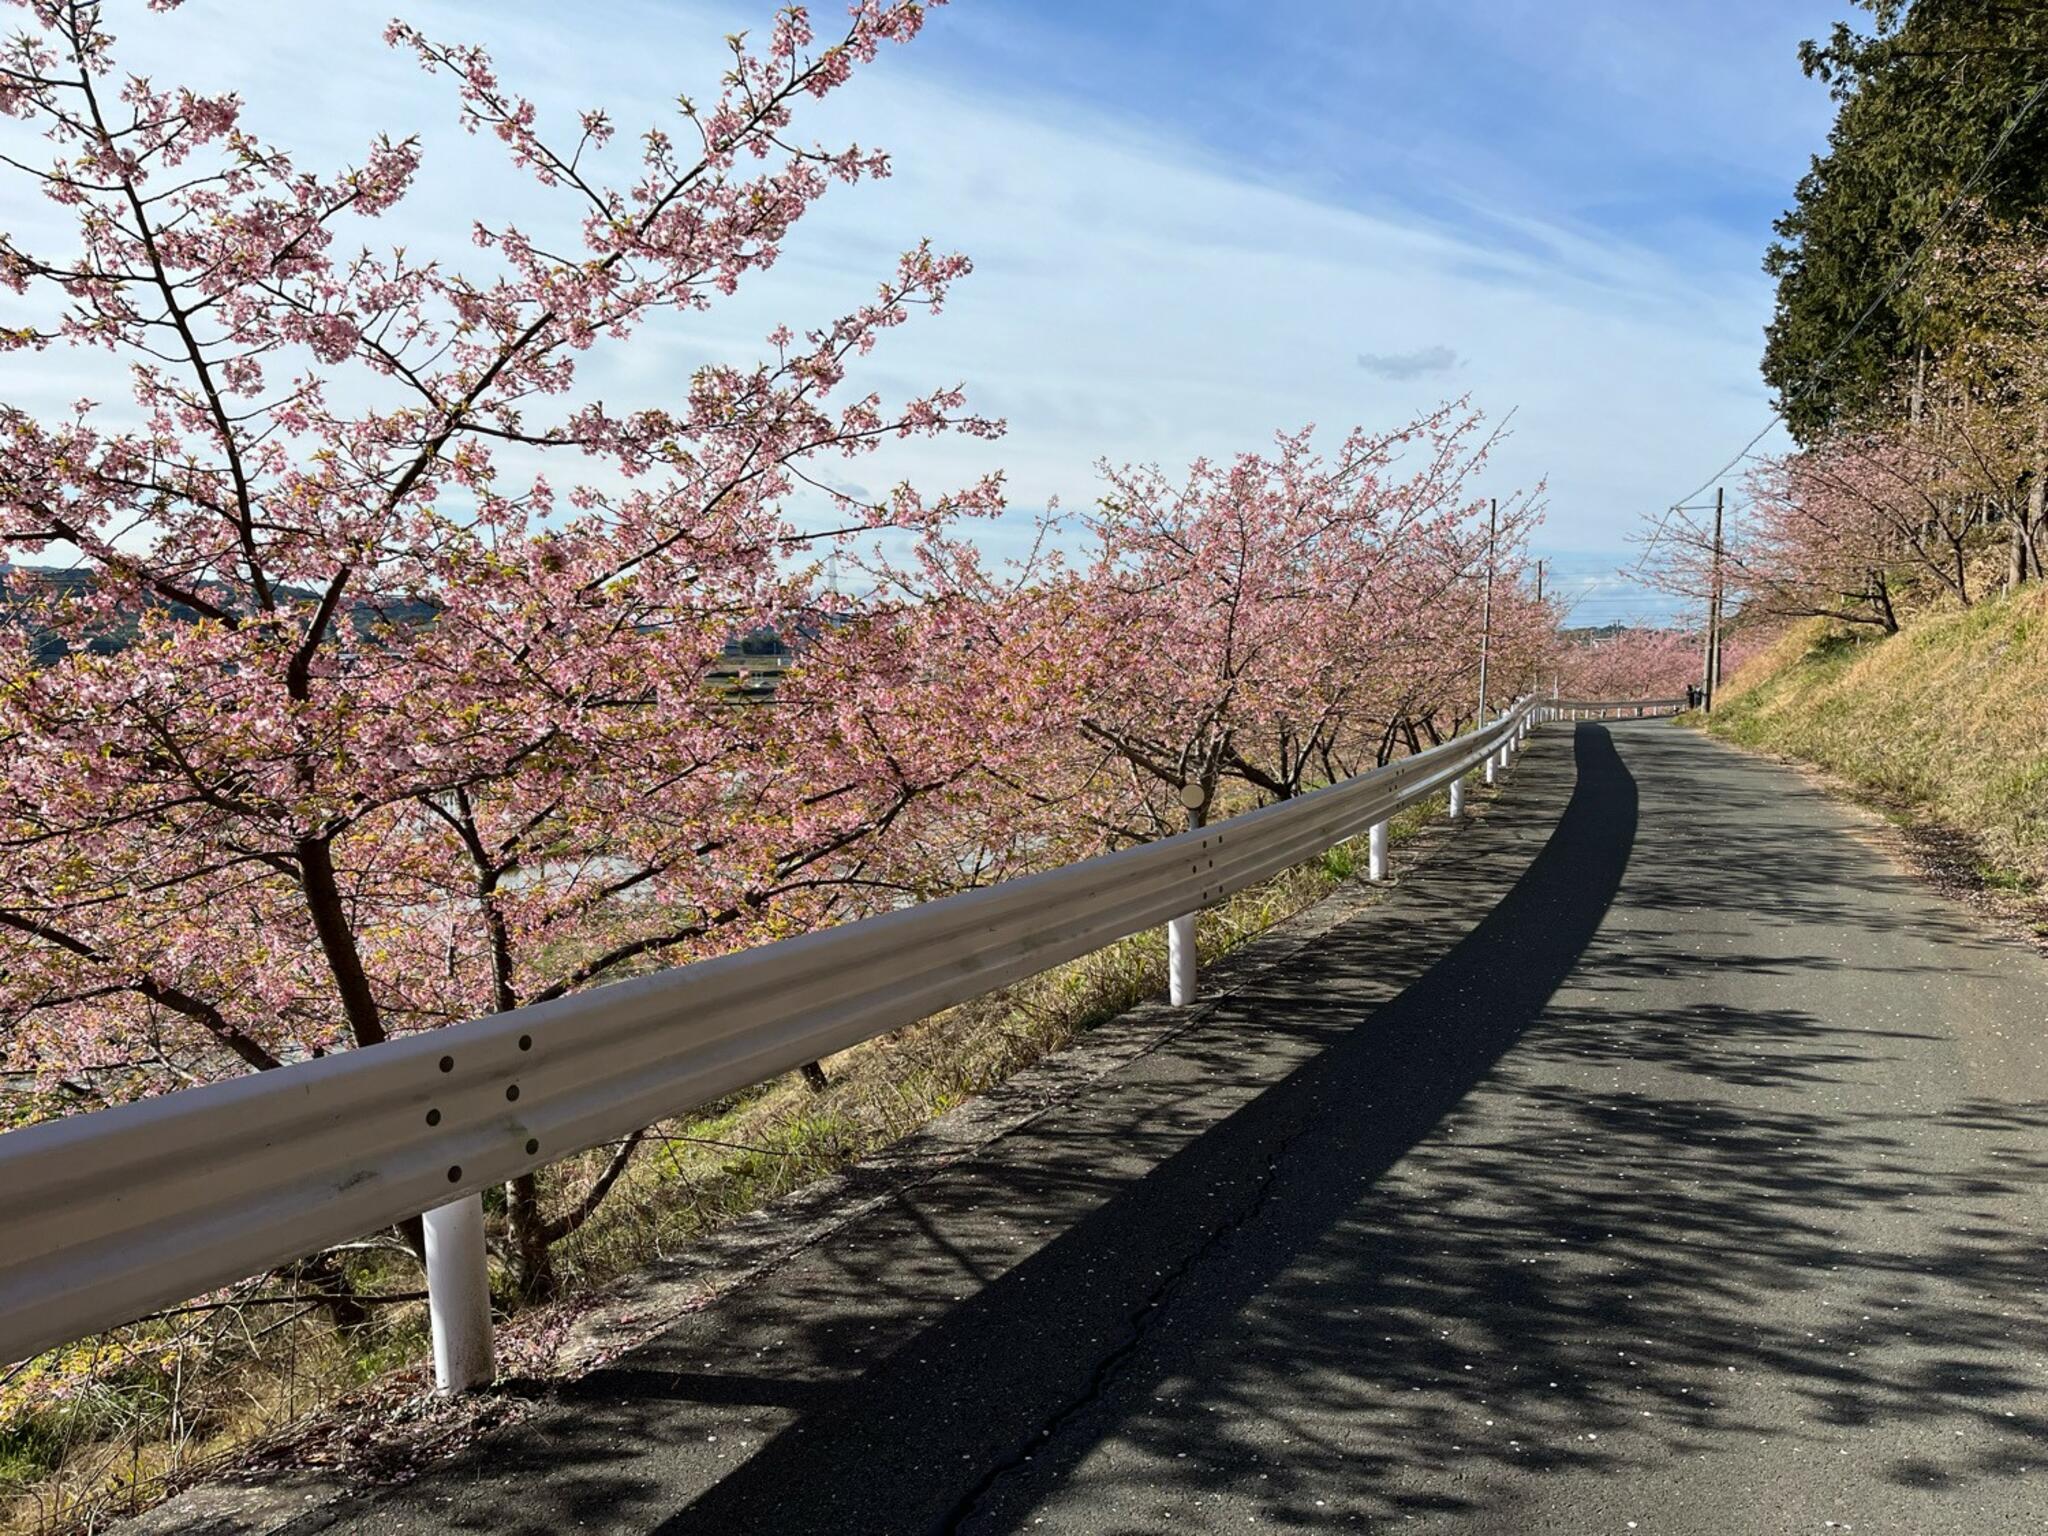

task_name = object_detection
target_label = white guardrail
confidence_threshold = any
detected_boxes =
[0,696,1615,1392]
[1551,696,1686,719]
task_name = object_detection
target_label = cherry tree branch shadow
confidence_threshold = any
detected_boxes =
[281,725,2048,1536]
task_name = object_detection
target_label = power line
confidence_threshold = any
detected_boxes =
[1635,71,2048,573]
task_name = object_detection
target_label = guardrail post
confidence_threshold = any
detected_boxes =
[424,1193,494,1394]
[1167,913,1196,1006]
[1368,819,1389,881]
[1167,783,1207,1006]
[1449,776,1466,819]
[1483,749,1497,787]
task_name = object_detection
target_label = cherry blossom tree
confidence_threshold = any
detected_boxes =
[1049,406,1544,841]
[1548,626,1703,701]
[1725,429,2004,633]
[0,0,1579,1324]
[0,0,1035,1298]
[1644,430,1978,638]
[1646,215,2048,635]
[1919,214,2048,588]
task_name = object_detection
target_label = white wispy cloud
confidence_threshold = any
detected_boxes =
[0,0,1811,578]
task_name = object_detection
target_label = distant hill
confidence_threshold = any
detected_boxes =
[0,564,439,663]
[1,566,844,692]
[1559,622,1661,642]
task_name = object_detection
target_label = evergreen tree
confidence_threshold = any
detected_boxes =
[1763,0,2048,440]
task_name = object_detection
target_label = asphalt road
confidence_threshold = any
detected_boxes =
[282,722,2048,1535]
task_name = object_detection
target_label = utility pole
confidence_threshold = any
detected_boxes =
[1477,497,1497,723]
[1535,558,1545,604]
[1702,487,1725,713]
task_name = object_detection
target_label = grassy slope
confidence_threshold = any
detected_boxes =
[1707,586,2048,901]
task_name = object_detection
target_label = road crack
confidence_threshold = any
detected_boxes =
[938,1118,1308,1534]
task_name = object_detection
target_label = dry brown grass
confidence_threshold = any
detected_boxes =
[1710,586,2048,906]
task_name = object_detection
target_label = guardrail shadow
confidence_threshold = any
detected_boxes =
[596,726,1642,1532]
[317,722,2046,1535]
[943,724,2048,1532]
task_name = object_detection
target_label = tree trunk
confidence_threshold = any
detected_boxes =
[1872,570,1899,635]
[1374,719,1399,768]
[295,834,387,1048]
[2015,418,2046,590]
[291,1249,370,1332]
[508,1173,557,1303]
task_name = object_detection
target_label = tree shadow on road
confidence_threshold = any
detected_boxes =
[298,725,2048,1536]
[944,727,2048,1533]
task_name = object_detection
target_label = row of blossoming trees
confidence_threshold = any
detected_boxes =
[1646,208,2048,633]
[1546,627,1703,702]
[0,0,1555,1315]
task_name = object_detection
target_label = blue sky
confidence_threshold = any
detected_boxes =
[916,1,1833,262]
[3,0,1860,624]
[889,0,1859,624]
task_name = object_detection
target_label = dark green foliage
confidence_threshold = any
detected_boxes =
[1763,0,2048,440]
